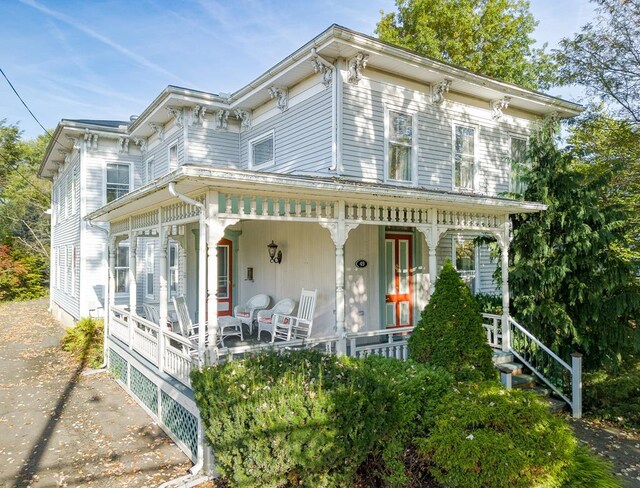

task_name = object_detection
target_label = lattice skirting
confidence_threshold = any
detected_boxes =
[107,345,200,463]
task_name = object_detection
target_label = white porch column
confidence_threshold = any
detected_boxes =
[321,201,358,355]
[108,237,117,311]
[417,210,445,298]
[128,228,138,316]
[494,218,512,352]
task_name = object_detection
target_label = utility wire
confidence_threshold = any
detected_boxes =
[0,67,53,138]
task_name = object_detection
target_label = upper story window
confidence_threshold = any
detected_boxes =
[146,158,155,184]
[386,110,414,183]
[106,163,130,203]
[249,131,275,169]
[510,136,529,196]
[115,242,129,294]
[454,124,476,191]
[168,143,178,170]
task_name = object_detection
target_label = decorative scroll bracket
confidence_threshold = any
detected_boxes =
[149,123,165,141]
[432,79,452,105]
[83,129,98,151]
[214,110,229,130]
[117,137,130,154]
[346,52,369,85]
[133,137,148,153]
[166,106,184,127]
[491,96,511,120]
[311,53,333,88]
[268,86,289,112]
[234,109,252,131]
[319,221,359,248]
[189,105,206,126]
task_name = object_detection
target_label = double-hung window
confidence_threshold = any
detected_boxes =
[454,124,475,191]
[106,163,130,203]
[249,131,274,169]
[115,242,129,294]
[386,110,414,182]
[510,137,528,196]
[169,242,179,297]
[145,242,155,299]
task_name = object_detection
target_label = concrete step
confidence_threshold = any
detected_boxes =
[541,396,568,413]
[492,349,514,365]
[512,373,537,389]
[496,361,524,375]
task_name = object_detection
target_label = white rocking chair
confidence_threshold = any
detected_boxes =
[257,298,296,342]
[271,289,317,343]
[233,294,270,335]
[173,296,244,348]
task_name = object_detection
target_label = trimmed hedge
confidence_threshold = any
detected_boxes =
[409,260,495,381]
[191,351,452,487]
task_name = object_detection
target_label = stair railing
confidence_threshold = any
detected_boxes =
[507,316,582,418]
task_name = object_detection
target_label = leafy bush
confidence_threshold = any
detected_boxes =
[191,351,451,487]
[409,260,495,381]
[0,244,47,301]
[61,317,104,368]
[418,382,577,488]
[561,446,620,488]
[474,292,502,314]
[583,359,640,428]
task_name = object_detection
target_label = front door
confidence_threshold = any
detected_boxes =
[217,238,232,316]
[384,234,413,328]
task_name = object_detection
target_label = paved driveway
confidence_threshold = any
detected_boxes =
[0,298,192,487]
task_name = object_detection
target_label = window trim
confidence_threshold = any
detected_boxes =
[145,157,155,184]
[145,241,155,300]
[508,134,529,195]
[168,241,179,298]
[114,241,130,295]
[168,142,179,170]
[104,162,132,205]
[451,122,479,192]
[383,107,418,186]
[248,129,275,170]
[451,235,480,294]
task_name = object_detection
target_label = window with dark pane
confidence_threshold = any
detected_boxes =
[454,125,475,190]
[252,136,274,167]
[106,163,130,203]
[388,111,412,181]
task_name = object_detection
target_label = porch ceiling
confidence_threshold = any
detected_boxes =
[86,164,545,224]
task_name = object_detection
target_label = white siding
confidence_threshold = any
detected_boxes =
[188,119,240,167]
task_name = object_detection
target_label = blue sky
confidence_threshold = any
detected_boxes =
[1,0,595,139]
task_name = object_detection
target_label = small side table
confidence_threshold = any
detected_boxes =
[217,316,244,346]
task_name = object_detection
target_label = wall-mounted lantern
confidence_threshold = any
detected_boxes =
[267,240,282,264]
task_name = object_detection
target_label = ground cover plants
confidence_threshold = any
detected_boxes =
[61,316,104,368]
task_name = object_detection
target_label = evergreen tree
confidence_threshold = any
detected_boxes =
[409,260,495,381]
[510,121,640,369]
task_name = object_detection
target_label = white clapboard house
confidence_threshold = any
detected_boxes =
[39,25,583,469]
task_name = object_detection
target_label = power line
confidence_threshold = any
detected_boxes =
[0,67,53,138]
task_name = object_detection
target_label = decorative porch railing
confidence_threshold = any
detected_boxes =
[481,313,502,348]
[346,326,414,359]
[109,305,196,388]
[214,336,340,363]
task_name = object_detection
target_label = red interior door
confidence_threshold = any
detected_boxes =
[217,238,232,316]
[384,234,413,328]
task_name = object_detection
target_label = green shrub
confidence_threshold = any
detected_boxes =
[474,292,503,314]
[191,351,452,487]
[583,359,640,428]
[0,244,47,301]
[61,317,104,368]
[418,382,576,488]
[409,260,495,381]
[562,446,620,488]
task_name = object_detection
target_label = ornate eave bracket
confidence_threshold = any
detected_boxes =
[66,136,81,151]
[189,105,206,127]
[432,79,452,105]
[214,110,229,130]
[415,223,448,250]
[268,86,289,112]
[83,129,99,151]
[133,137,148,153]
[149,123,165,141]
[491,96,511,120]
[347,52,369,85]
[234,109,252,131]
[489,220,512,250]
[117,137,130,154]
[311,49,333,88]
[166,106,184,127]
[319,221,359,248]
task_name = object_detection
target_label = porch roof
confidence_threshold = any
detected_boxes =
[86,164,545,223]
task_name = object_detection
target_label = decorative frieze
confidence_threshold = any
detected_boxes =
[234,109,252,131]
[149,123,165,141]
[432,79,452,105]
[268,86,288,112]
[214,110,229,130]
[166,106,184,127]
[491,96,511,120]
[347,52,369,85]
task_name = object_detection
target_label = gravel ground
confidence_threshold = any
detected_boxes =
[0,298,193,487]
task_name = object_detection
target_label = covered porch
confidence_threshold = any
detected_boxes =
[90,166,538,390]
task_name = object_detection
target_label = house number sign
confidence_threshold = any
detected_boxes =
[355,259,368,268]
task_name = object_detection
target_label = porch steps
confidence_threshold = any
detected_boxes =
[492,350,567,414]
